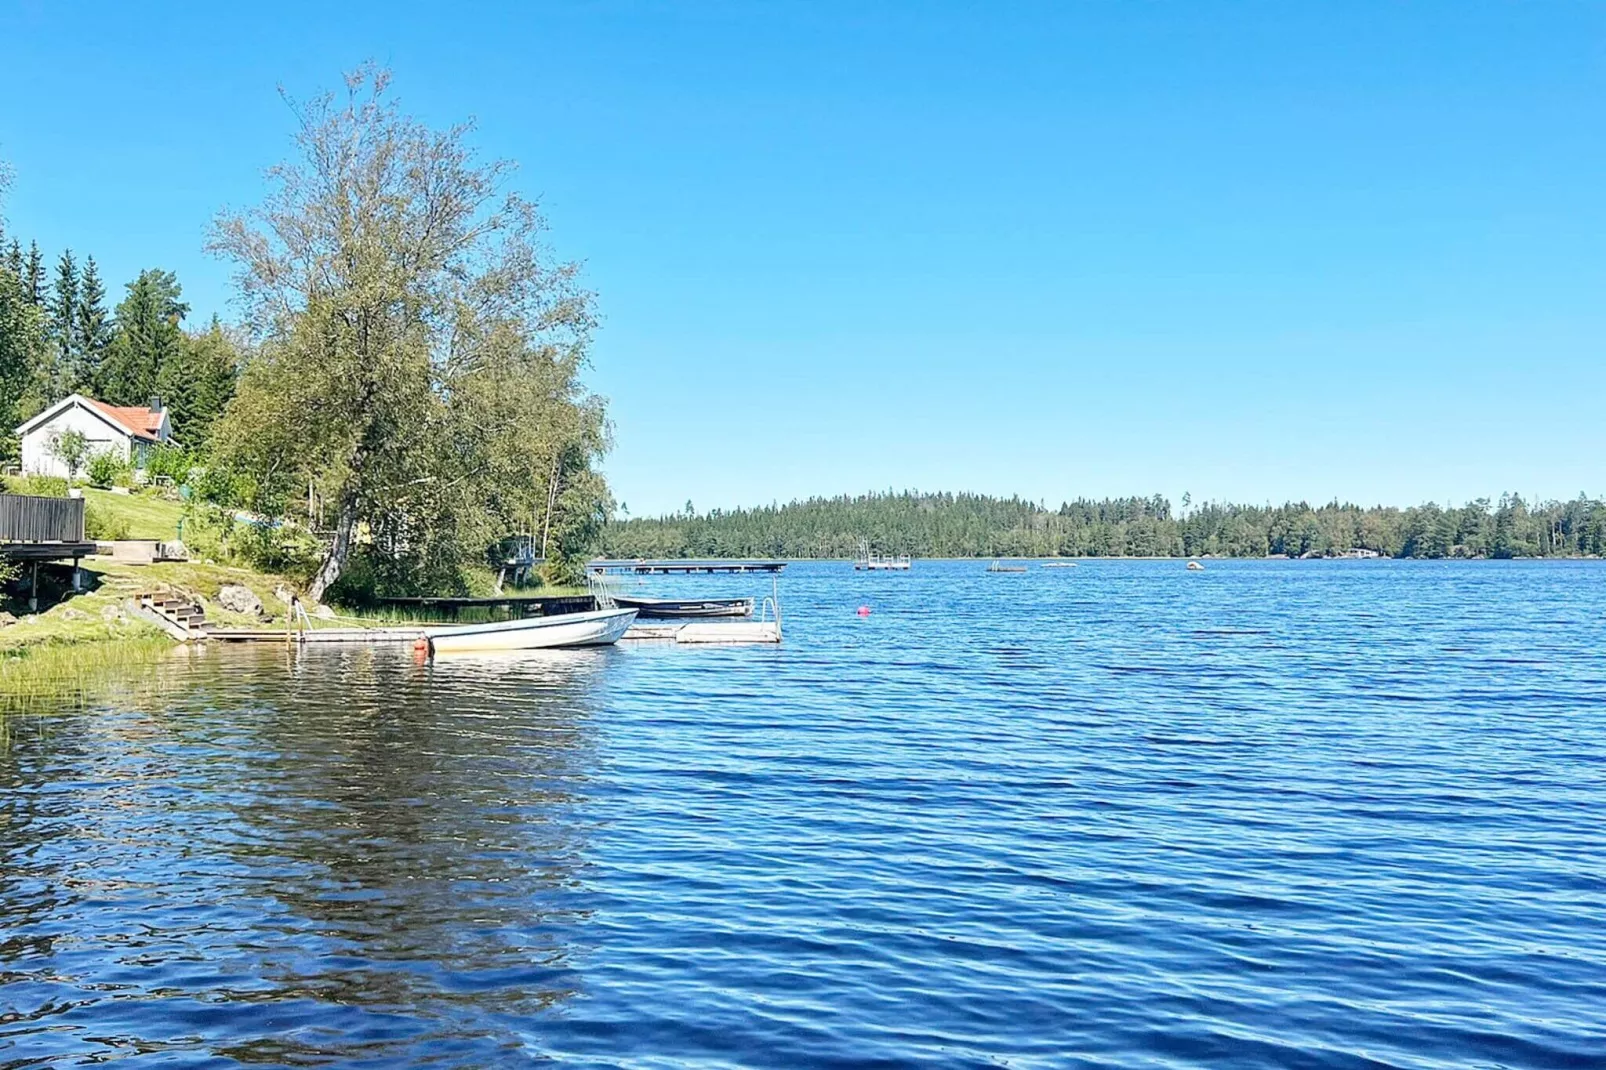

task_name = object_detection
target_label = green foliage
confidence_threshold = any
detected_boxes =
[48,428,91,482]
[143,443,194,484]
[83,498,131,540]
[605,491,1606,560]
[74,256,112,392]
[85,448,130,488]
[43,248,78,400]
[100,268,187,405]
[23,241,43,306]
[207,66,609,600]
[0,246,46,440]
[4,473,68,497]
[154,317,238,450]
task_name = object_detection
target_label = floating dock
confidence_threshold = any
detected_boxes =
[853,539,911,571]
[587,558,786,574]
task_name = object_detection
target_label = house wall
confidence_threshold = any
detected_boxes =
[19,404,132,478]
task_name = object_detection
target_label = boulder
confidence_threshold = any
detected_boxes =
[60,607,89,621]
[100,603,125,622]
[313,604,336,620]
[217,584,265,617]
[274,584,297,607]
[0,611,17,629]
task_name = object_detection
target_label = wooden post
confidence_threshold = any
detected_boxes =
[29,561,38,612]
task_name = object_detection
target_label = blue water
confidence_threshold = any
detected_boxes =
[4,559,1605,1067]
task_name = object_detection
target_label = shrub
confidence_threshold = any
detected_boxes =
[84,500,131,541]
[144,444,193,485]
[7,475,69,498]
[86,450,130,489]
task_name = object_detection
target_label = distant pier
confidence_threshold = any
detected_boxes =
[587,558,787,575]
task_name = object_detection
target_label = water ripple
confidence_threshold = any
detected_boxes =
[3,560,1605,1067]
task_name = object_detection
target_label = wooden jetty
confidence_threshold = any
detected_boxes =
[587,558,786,575]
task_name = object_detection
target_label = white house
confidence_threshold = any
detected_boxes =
[15,394,173,478]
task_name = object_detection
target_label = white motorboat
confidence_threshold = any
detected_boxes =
[425,607,637,654]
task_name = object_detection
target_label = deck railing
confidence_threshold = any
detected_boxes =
[0,494,86,543]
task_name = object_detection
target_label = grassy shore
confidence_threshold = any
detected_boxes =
[81,487,186,540]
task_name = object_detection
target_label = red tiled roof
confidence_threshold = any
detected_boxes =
[86,398,163,442]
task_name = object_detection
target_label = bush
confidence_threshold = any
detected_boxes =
[84,500,131,541]
[144,444,193,485]
[6,475,69,498]
[86,450,130,489]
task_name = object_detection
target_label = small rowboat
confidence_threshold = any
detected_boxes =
[615,596,754,619]
[1186,560,1205,571]
[425,608,637,654]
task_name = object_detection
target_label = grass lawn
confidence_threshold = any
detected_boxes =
[81,488,187,540]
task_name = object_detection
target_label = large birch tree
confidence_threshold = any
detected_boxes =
[209,66,607,600]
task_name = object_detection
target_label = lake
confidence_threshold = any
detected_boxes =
[4,559,1605,1067]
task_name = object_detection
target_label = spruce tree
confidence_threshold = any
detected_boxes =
[102,268,187,405]
[75,256,112,392]
[5,240,21,280]
[47,249,79,400]
[156,315,239,449]
[24,241,44,305]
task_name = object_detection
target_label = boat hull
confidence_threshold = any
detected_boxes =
[614,596,754,619]
[426,608,638,654]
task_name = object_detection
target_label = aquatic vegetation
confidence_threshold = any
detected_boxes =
[0,635,175,711]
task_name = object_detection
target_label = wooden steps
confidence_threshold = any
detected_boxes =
[135,591,211,641]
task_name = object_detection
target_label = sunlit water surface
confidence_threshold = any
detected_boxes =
[4,560,1605,1067]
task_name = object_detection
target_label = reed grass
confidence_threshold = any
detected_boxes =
[0,636,176,712]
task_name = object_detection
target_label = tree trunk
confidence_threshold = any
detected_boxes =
[307,495,357,603]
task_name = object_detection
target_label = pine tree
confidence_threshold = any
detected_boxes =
[101,268,188,405]
[24,241,44,305]
[46,249,79,400]
[5,240,21,280]
[75,255,112,392]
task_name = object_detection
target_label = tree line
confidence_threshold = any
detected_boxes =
[0,221,240,455]
[604,490,1606,560]
[1,67,612,597]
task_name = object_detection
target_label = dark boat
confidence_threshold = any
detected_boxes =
[613,595,755,619]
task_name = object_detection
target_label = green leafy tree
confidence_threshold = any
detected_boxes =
[100,268,187,404]
[208,66,607,598]
[48,428,91,483]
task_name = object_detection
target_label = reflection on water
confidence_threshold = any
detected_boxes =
[2,645,608,1065]
[4,561,1606,1067]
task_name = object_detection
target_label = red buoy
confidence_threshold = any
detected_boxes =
[857,605,871,617]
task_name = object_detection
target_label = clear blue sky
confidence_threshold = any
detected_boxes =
[2,1,1601,516]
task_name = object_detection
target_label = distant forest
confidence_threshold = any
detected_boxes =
[603,491,1606,560]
